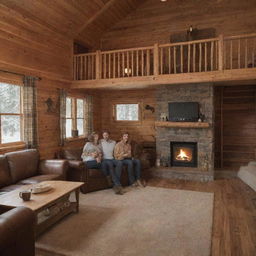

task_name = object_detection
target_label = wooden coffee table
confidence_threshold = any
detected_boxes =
[0,180,84,236]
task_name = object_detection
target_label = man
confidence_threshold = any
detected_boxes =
[114,132,144,187]
[100,131,124,195]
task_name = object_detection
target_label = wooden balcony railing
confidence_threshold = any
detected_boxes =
[224,33,256,70]
[73,33,256,81]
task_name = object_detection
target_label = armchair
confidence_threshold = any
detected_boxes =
[0,205,35,256]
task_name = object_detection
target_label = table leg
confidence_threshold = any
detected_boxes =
[75,188,80,213]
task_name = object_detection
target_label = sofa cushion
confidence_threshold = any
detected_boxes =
[63,148,83,161]
[6,149,39,183]
[18,174,62,185]
[88,168,105,178]
[0,155,12,189]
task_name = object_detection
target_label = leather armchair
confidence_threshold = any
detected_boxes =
[0,206,35,256]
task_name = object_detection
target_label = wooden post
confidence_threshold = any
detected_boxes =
[218,34,224,70]
[153,43,159,76]
[95,50,101,79]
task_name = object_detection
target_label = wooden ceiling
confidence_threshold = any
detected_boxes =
[0,0,146,49]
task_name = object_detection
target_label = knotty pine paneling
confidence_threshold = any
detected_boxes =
[97,89,156,143]
[0,3,72,81]
[214,85,256,170]
[101,0,256,50]
[0,6,99,159]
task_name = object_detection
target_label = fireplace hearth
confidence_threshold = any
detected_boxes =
[171,142,197,167]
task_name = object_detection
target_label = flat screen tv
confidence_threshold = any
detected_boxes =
[169,102,199,122]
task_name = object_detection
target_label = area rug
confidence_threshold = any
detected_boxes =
[36,186,214,256]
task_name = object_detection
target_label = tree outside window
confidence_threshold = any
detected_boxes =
[115,104,139,121]
[0,82,23,145]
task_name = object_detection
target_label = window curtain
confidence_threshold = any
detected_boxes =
[59,89,67,146]
[23,76,38,148]
[84,95,93,136]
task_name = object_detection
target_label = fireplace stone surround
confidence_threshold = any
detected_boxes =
[154,83,214,181]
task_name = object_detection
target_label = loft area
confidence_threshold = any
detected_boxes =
[0,0,256,256]
[72,33,256,89]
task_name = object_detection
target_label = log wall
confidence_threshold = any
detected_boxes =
[214,85,256,170]
[101,0,256,50]
[0,5,100,159]
[97,89,156,143]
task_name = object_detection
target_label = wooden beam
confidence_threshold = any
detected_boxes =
[71,68,256,90]
[76,0,117,36]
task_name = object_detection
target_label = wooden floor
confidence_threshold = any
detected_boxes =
[147,177,256,256]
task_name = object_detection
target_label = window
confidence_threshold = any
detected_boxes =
[115,104,139,121]
[65,97,85,138]
[65,97,72,138]
[0,82,23,145]
[76,99,84,136]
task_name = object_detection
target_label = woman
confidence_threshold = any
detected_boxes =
[81,132,102,169]
[82,132,122,193]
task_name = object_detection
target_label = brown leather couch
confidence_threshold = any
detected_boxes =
[0,149,68,193]
[0,205,35,256]
[59,141,155,193]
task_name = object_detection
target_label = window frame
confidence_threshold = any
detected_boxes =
[65,96,85,140]
[113,101,142,125]
[0,82,24,147]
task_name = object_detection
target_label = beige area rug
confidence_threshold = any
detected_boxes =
[36,186,214,256]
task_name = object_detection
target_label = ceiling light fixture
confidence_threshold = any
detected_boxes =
[160,0,167,2]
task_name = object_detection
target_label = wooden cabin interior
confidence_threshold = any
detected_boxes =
[0,0,256,255]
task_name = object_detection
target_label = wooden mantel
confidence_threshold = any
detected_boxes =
[155,121,210,128]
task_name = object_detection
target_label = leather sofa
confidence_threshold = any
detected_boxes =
[0,205,35,256]
[58,141,155,193]
[0,149,68,193]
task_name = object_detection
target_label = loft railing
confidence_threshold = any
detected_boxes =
[224,33,256,69]
[73,33,256,81]
[158,38,219,74]
[73,52,96,80]
[100,46,154,79]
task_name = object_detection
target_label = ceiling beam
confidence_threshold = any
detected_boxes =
[76,0,117,36]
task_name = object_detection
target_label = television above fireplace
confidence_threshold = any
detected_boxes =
[168,102,199,122]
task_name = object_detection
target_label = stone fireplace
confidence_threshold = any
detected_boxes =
[155,83,214,181]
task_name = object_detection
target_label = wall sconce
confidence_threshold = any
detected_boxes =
[145,104,155,113]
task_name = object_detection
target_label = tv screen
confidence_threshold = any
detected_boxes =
[169,102,199,122]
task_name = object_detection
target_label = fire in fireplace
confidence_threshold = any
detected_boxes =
[170,142,197,167]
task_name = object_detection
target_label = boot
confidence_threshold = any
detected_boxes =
[137,179,146,187]
[106,176,113,188]
[113,185,124,195]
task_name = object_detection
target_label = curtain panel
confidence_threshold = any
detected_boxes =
[23,76,38,148]
[84,95,93,137]
[59,89,67,146]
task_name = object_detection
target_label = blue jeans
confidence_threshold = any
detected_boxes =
[85,160,101,169]
[102,159,122,186]
[121,158,141,185]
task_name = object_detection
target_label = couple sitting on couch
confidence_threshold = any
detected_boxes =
[81,131,144,195]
